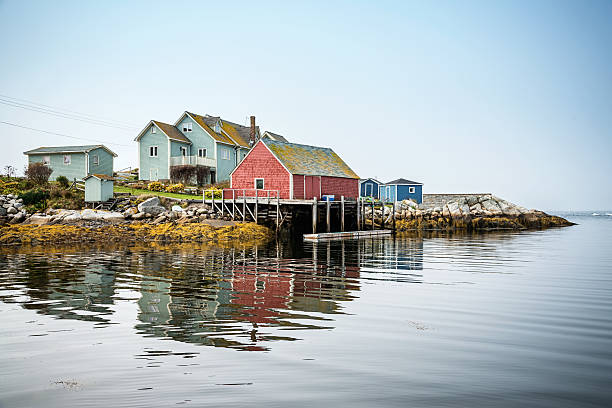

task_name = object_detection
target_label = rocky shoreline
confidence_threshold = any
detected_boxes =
[367,194,574,231]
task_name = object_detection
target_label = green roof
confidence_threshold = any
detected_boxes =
[23,145,118,157]
[263,139,359,179]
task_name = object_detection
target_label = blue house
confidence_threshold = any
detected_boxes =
[380,178,423,204]
[24,145,116,181]
[359,178,382,199]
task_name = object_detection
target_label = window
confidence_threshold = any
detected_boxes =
[386,186,391,199]
[198,148,207,157]
[409,186,416,193]
[365,183,373,196]
[42,156,50,165]
[180,146,187,156]
[92,155,99,165]
[183,122,192,132]
[222,149,230,160]
[63,155,71,165]
[151,126,156,134]
[149,146,158,157]
[254,178,264,190]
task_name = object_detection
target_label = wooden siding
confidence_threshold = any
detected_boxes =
[28,152,87,181]
[216,144,237,182]
[321,176,359,199]
[231,142,291,198]
[139,124,169,180]
[87,147,114,177]
[293,174,305,199]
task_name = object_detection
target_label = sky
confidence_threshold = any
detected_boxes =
[0,0,610,211]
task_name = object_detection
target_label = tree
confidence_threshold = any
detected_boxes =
[25,162,53,185]
[3,165,15,178]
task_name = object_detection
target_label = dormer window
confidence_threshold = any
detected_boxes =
[214,122,221,133]
[151,126,156,134]
[183,122,192,132]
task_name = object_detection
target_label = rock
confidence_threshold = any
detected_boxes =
[9,212,25,224]
[133,212,146,220]
[138,196,161,210]
[447,202,461,218]
[171,205,184,212]
[459,203,471,217]
[26,215,51,225]
[101,212,125,222]
[466,196,479,207]
[7,206,18,215]
[199,215,208,222]
[481,199,502,215]
[142,206,166,216]
[123,207,138,218]
[0,207,6,216]
[153,215,167,224]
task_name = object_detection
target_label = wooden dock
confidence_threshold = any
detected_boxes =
[303,230,393,241]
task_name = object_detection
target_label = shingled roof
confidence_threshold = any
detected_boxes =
[186,112,256,148]
[24,145,118,157]
[385,178,423,185]
[152,121,191,144]
[262,139,359,179]
[262,131,288,142]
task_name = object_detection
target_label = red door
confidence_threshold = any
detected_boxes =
[304,176,321,199]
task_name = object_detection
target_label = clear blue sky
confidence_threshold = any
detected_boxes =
[1,0,610,210]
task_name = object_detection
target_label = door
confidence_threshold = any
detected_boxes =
[149,168,158,181]
[365,183,373,197]
[305,176,321,199]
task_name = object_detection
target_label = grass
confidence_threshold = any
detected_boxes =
[114,185,200,200]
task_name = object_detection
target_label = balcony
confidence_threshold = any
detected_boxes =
[169,155,216,168]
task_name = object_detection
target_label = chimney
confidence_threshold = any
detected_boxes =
[249,115,256,145]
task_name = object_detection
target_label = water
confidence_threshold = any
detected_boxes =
[1,214,611,407]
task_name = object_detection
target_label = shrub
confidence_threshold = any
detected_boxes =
[165,183,184,193]
[56,175,69,188]
[148,181,164,192]
[19,189,50,206]
[0,180,19,195]
[204,188,222,199]
[170,165,210,186]
[25,162,53,185]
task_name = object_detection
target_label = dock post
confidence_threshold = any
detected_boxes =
[340,196,345,232]
[381,200,385,230]
[221,193,225,217]
[232,191,236,220]
[312,198,318,234]
[276,194,280,230]
[326,199,331,233]
[392,200,396,231]
[357,198,361,230]
[255,189,259,224]
[371,200,375,230]
[242,191,246,222]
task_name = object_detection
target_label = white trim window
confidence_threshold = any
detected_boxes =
[254,178,264,190]
[42,155,50,165]
[92,155,99,166]
[149,146,158,157]
[409,186,416,193]
[151,125,156,134]
[183,122,193,132]
[198,148,207,157]
[222,149,230,160]
[63,155,71,165]
[180,146,187,156]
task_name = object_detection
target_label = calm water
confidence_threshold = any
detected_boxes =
[1,214,611,407]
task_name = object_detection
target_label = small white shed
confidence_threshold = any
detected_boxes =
[84,174,114,202]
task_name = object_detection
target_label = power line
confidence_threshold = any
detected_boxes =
[0,120,132,147]
[0,98,139,132]
[0,93,140,129]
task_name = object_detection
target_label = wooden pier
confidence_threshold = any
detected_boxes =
[304,230,393,241]
[204,189,398,234]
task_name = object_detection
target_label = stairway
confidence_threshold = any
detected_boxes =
[97,198,118,211]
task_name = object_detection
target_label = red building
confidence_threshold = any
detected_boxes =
[230,138,359,199]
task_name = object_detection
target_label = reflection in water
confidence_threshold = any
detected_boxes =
[0,236,429,350]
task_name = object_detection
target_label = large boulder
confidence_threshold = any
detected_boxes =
[8,212,26,224]
[137,196,166,216]
[101,212,125,222]
[7,206,18,215]
[25,215,51,225]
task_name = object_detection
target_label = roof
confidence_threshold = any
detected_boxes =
[84,174,115,181]
[23,145,118,157]
[152,121,191,144]
[262,131,288,142]
[360,178,382,184]
[134,120,191,144]
[385,178,423,185]
[186,112,256,148]
[262,139,359,179]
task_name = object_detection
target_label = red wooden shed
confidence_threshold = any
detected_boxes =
[230,138,359,200]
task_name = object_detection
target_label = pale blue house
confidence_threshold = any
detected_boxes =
[135,111,258,184]
[24,145,116,181]
[380,178,423,204]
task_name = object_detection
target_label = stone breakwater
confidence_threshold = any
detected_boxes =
[0,194,27,225]
[366,194,573,231]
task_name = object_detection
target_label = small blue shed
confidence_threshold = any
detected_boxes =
[84,174,115,202]
[380,178,423,204]
[359,178,382,199]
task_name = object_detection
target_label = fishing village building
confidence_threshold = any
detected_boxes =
[359,178,382,199]
[229,138,360,200]
[135,112,260,184]
[379,178,424,204]
[23,145,116,181]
